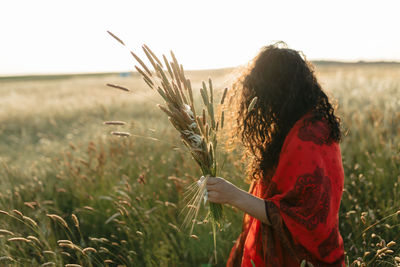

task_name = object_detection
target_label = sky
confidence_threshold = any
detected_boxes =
[1,0,400,75]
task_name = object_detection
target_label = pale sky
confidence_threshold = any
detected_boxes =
[1,0,399,75]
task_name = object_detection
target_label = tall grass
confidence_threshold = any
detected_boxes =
[0,65,399,266]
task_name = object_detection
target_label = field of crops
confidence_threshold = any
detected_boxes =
[0,64,399,266]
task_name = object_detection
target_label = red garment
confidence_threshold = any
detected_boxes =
[227,112,345,267]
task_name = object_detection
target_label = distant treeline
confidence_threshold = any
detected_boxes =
[1,61,400,81]
[0,72,121,82]
[312,60,400,66]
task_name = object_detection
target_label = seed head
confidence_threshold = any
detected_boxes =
[71,214,79,228]
[82,247,97,254]
[247,97,258,113]
[47,214,69,228]
[111,131,131,137]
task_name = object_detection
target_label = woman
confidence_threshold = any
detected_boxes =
[206,43,345,266]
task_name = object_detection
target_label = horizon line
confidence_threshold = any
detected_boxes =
[1,60,400,79]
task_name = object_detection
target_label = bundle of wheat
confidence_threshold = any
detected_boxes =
[107,31,232,262]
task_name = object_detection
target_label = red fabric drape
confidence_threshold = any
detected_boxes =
[227,112,345,267]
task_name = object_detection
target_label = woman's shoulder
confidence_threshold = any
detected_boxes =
[280,110,335,157]
[291,110,333,146]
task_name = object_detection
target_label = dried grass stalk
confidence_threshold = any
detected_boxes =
[103,121,126,126]
[106,83,130,92]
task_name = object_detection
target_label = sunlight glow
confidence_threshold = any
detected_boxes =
[0,0,399,75]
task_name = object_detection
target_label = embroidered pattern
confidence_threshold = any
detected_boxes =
[279,167,331,230]
[318,228,341,258]
[298,117,331,145]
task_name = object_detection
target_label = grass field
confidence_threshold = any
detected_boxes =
[0,64,399,266]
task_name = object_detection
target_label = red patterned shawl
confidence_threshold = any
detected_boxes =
[227,112,345,267]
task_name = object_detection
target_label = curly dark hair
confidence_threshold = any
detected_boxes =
[227,42,341,182]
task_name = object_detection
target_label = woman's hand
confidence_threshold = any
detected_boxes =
[206,177,271,225]
[206,177,241,206]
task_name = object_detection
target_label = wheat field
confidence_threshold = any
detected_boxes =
[0,64,399,266]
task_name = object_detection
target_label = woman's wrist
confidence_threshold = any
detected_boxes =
[228,186,271,225]
[229,187,248,208]
[205,177,270,224]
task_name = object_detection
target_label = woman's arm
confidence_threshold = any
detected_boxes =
[206,177,271,225]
